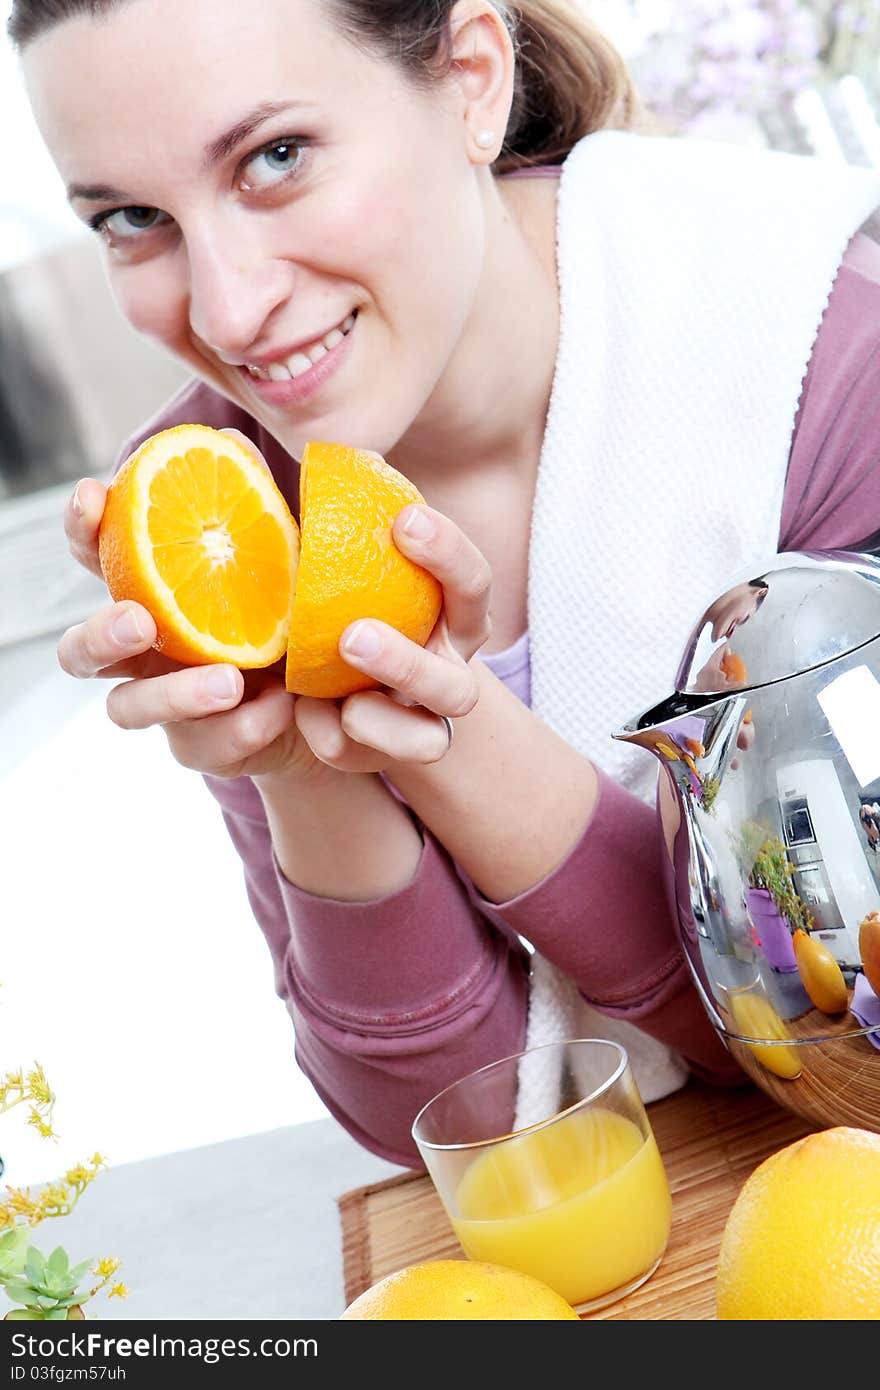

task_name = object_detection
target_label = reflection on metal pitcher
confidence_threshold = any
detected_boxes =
[616,550,880,1132]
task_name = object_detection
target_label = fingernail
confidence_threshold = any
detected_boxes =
[400,506,435,541]
[112,609,144,646]
[343,621,382,659]
[204,666,239,701]
[72,482,85,517]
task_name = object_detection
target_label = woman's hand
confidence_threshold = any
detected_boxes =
[58,470,315,783]
[295,504,492,773]
[60,435,490,778]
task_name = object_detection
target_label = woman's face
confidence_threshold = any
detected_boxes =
[24,0,491,458]
[705,582,767,642]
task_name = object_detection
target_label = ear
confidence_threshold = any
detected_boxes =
[448,0,515,165]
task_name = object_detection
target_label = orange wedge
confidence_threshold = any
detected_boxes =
[284,442,442,698]
[98,425,299,668]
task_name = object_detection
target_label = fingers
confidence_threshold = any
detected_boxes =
[339,618,478,718]
[164,682,295,775]
[392,505,492,660]
[736,720,756,752]
[731,715,756,770]
[293,697,390,774]
[342,693,453,763]
[58,601,158,679]
[106,662,243,730]
[321,502,489,734]
[295,692,451,769]
[64,477,108,579]
[218,427,273,474]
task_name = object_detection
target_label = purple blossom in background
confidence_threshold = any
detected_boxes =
[634,1,818,120]
[629,0,841,127]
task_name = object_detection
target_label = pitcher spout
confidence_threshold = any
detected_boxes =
[613,690,721,753]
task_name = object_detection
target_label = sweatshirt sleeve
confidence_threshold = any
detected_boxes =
[471,768,741,1084]
[469,231,880,1087]
[779,232,880,552]
[203,772,529,1168]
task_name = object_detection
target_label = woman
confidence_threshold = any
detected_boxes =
[12,0,880,1164]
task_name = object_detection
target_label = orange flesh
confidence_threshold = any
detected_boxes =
[146,448,292,649]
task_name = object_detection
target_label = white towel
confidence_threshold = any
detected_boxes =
[521,132,880,1110]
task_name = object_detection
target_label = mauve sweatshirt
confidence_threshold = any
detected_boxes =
[116,232,880,1167]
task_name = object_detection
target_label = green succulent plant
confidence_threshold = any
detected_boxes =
[3,1245,91,1321]
[0,1228,30,1283]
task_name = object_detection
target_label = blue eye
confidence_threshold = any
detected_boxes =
[90,206,171,239]
[240,140,304,189]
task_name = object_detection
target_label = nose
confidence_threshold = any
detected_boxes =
[185,220,293,359]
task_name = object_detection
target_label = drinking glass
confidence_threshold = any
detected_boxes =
[412,1038,671,1314]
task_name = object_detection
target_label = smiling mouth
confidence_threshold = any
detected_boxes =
[243,313,356,382]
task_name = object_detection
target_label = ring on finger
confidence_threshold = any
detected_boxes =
[439,714,454,754]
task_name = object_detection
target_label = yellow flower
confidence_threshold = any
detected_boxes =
[93,1256,121,1279]
[108,1283,129,1300]
[6,1188,35,1214]
[29,1114,57,1140]
[1,1068,56,1141]
[90,1153,106,1169]
[65,1165,92,1186]
[35,1183,72,1220]
[25,1065,53,1107]
[4,1189,42,1224]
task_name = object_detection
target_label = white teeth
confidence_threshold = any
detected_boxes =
[287,352,312,378]
[246,311,356,382]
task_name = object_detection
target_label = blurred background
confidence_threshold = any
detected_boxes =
[1,1,878,1187]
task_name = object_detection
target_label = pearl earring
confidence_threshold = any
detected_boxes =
[475,130,495,150]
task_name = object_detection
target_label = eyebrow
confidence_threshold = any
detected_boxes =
[67,100,308,203]
[202,99,304,169]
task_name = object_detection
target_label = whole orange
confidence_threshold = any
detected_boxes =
[716,1126,880,1319]
[859,912,880,997]
[98,424,299,668]
[340,1260,580,1321]
[285,441,442,698]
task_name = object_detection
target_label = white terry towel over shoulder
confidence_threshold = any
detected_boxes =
[517,132,880,1118]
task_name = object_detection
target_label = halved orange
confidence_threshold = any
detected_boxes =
[97,429,443,694]
[98,424,299,668]
[285,441,442,698]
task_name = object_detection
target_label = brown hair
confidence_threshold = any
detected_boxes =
[8,0,638,170]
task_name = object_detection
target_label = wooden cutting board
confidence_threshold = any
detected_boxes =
[337,1081,813,1319]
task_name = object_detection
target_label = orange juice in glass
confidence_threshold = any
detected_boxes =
[412,1039,671,1313]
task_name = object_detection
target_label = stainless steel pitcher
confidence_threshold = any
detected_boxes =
[615,550,880,1129]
